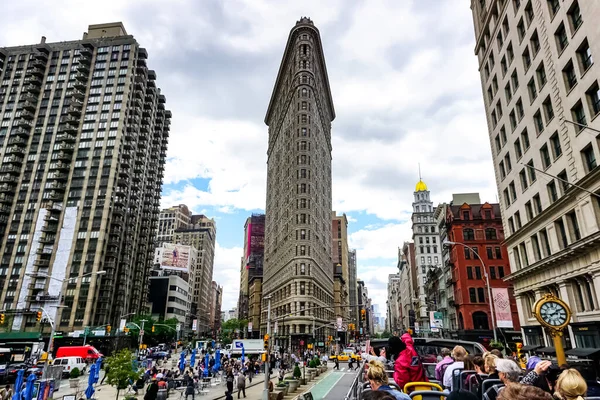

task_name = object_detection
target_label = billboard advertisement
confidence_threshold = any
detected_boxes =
[192,319,198,331]
[492,288,514,328]
[160,243,191,271]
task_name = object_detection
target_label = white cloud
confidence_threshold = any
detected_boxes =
[213,242,243,311]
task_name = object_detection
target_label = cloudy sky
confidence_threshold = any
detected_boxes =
[1,0,499,315]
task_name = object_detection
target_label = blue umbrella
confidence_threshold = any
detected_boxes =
[178,352,185,371]
[23,374,36,400]
[203,353,209,377]
[85,364,97,399]
[11,369,24,400]
[213,349,221,373]
[93,357,102,384]
[241,344,245,364]
[190,349,196,368]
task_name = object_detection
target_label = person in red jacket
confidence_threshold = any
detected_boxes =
[393,332,428,392]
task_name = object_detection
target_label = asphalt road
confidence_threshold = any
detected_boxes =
[308,362,361,400]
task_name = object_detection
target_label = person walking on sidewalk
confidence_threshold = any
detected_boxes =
[226,369,234,395]
[101,365,110,385]
[334,356,340,370]
[236,371,246,399]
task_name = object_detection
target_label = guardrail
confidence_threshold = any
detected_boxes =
[344,361,366,400]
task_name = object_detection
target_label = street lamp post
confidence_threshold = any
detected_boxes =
[262,295,272,400]
[444,241,497,342]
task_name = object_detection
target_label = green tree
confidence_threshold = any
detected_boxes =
[219,318,248,343]
[105,349,141,400]
[125,315,178,346]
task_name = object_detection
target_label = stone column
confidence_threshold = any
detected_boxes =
[558,281,576,345]
[591,271,600,311]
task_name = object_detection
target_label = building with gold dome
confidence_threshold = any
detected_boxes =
[410,177,443,333]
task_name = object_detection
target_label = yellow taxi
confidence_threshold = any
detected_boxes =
[330,348,361,361]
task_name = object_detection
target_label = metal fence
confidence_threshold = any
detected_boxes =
[345,362,366,400]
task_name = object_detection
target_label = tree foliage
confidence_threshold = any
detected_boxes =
[105,349,141,400]
[219,318,248,344]
[125,315,178,345]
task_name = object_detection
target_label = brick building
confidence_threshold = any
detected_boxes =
[446,201,521,344]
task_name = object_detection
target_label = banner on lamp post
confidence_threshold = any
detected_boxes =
[248,322,253,333]
[192,319,198,331]
[274,321,278,334]
[492,288,514,328]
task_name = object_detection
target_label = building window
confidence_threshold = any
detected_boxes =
[550,132,562,159]
[467,267,473,279]
[534,110,544,134]
[572,101,587,132]
[473,311,489,329]
[464,247,471,259]
[463,228,475,241]
[515,138,523,159]
[568,1,582,32]
[525,201,534,221]
[469,288,477,303]
[555,218,569,249]
[563,61,577,91]
[475,266,482,280]
[463,211,470,220]
[557,169,569,194]
[555,23,569,53]
[586,83,600,117]
[523,47,532,70]
[527,160,537,183]
[577,39,593,72]
[547,0,560,17]
[582,144,597,172]
[525,1,534,25]
[508,217,515,234]
[536,63,547,88]
[490,266,497,279]
[485,228,497,240]
[540,144,551,169]
[517,18,526,42]
[540,229,552,257]
[543,97,554,122]
[509,181,517,202]
[567,211,581,241]
[528,78,537,102]
[548,180,558,203]
[532,234,542,261]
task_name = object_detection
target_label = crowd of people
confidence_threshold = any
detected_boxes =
[356,332,597,400]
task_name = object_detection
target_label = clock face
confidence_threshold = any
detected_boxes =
[539,301,568,327]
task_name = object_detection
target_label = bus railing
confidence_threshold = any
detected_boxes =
[345,361,367,400]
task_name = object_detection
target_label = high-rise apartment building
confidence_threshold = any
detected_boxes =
[0,22,170,332]
[471,1,600,348]
[263,17,336,351]
[209,281,222,335]
[332,212,349,322]
[157,204,191,245]
[173,215,216,336]
[348,249,358,325]
[237,214,265,339]
[387,274,401,333]
[412,179,443,330]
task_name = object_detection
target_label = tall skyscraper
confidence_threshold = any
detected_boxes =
[0,22,170,332]
[263,17,336,350]
[173,215,216,336]
[237,214,265,339]
[332,212,349,322]
[470,1,600,347]
[348,249,358,325]
[411,178,442,330]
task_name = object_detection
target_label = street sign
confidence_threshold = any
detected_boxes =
[415,322,420,334]
[140,330,144,335]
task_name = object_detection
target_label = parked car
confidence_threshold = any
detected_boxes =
[5,364,27,382]
[56,345,102,362]
[26,362,45,378]
[52,357,87,377]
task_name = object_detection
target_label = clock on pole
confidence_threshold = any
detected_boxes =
[533,293,572,365]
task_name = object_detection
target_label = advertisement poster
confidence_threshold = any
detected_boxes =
[160,243,191,271]
[192,319,198,331]
[492,288,514,328]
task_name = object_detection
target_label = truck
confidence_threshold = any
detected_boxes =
[228,339,265,356]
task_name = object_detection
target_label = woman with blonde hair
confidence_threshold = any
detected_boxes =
[554,369,587,400]
[366,361,410,400]
[484,354,499,379]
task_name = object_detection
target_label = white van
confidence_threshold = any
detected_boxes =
[53,356,87,376]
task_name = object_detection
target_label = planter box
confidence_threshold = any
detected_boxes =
[288,380,299,392]
[300,378,307,385]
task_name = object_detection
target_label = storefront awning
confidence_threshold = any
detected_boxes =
[0,332,42,341]
[522,344,542,352]
[535,346,556,355]
[565,348,600,358]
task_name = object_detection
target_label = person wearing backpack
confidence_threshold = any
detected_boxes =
[225,369,234,394]
[236,371,246,399]
[435,348,454,382]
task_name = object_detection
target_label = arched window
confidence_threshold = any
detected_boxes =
[463,228,475,241]
[458,313,465,330]
[485,228,497,240]
[472,311,489,329]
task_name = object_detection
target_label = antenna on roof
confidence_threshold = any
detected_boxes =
[418,163,422,180]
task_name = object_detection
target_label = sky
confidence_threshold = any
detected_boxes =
[1,0,499,315]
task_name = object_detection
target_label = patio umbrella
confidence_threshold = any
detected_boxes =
[93,357,102,384]
[11,369,24,400]
[190,348,196,367]
[178,351,185,372]
[203,353,209,377]
[213,349,221,373]
[23,373,36,400]
[85,363,97,399]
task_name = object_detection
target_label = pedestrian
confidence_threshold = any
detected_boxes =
[184,375,195,400]
[334,356,340,370]
[144,378,159,400]
[101,365,110,385]
[236,371,246,399]
[348,356,355,371]
[226,369,234,394]
[225,391,233,400]
[0,385,12,400]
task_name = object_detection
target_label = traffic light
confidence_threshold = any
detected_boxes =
[0,314,4,324]
[36,311,42,322]
[152,326,155,333]
[361,309,366,320]
[263,334,269,351]
[106,325,111,334]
